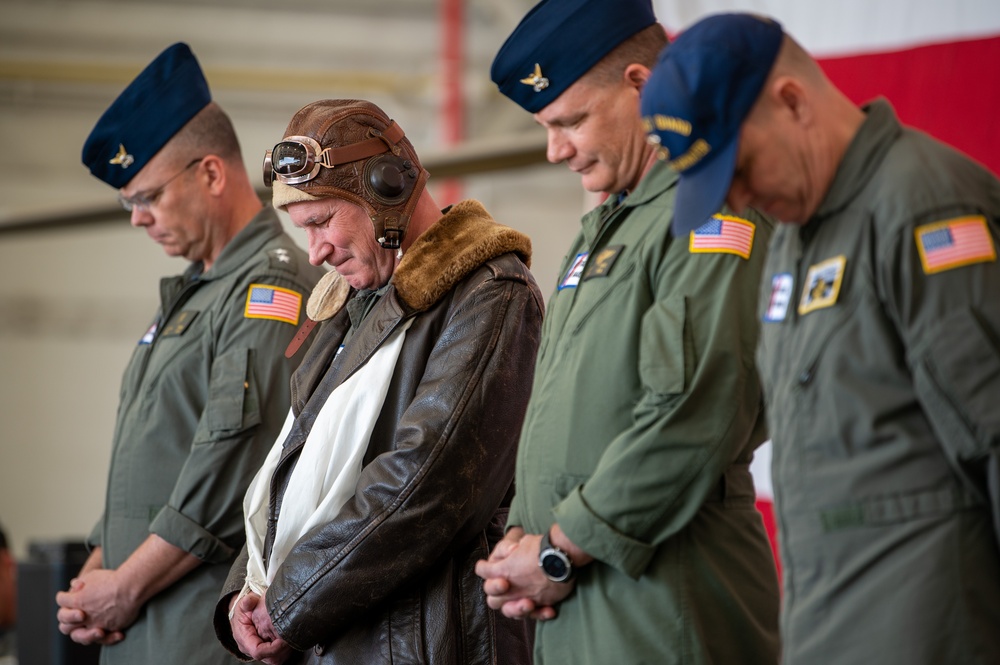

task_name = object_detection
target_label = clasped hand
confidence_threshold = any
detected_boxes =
[55,570,135,645]
[474,527,575,621]
[229,590,293,665]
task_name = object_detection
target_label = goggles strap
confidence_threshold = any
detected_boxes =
[320,120,406,167]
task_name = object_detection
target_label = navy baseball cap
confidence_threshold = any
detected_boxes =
[491,0,658,113]
[640,13,783,236]
[82,42,211,189]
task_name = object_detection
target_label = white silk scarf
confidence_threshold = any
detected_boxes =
[232,319,412,613]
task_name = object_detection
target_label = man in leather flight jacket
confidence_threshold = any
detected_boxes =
[213,99,541,665]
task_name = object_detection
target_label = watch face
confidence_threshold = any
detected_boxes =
[541,552,570,581]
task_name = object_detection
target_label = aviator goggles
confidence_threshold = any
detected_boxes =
[263,121,406,187]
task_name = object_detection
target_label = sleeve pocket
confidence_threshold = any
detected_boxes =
[202,347,262,438]
[915,307,1000,459]
[638,294,688,396]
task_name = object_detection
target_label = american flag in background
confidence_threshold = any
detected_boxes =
[245,284,302,325]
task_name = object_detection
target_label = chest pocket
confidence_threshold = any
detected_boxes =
[568,261,637,335]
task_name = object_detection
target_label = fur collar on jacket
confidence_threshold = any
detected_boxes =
[306,199,531,320]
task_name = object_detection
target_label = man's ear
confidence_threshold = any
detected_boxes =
[200,154,227,195]
[771,75,812,125]
[624,63,651,91]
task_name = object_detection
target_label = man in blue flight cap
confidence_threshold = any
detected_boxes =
[641,13,1000,664]
[53,42,323,664]
[475,1,780,663]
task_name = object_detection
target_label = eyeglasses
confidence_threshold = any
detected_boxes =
[118,157,204,212]
[262,121,406,187]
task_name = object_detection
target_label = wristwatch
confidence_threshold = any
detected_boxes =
[538,529,575,583]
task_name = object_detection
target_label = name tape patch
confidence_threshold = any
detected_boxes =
[558,252,588,290]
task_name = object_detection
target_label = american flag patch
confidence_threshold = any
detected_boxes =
[689,215,755,259]
[915,216,996,274]
[244,284,302,325]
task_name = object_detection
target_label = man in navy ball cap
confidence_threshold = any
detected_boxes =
[476,2,779,664]
[642,13,1000,664]
[54,42,322,664]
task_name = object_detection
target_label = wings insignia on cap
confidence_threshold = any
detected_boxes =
[109,144,135,169]
[520,63,549,92]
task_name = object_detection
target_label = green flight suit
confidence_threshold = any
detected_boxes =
[511,161,780,665]
[88,208,324,665]
[758,100,1000,664]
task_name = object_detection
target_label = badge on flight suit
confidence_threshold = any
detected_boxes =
[582,245,624,280]
[558,252,588,290]
[160,310,199,337]
[799,256,846,315]
[763,273,794,322]
[138,320,158,345]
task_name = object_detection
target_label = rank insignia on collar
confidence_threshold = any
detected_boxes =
[799,255,846,315]
[520,63,549,92]
[109,143,134,169]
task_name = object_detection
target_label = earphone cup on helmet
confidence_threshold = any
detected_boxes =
[365,154,411,204]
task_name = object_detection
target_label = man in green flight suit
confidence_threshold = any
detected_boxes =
[475,1,780,664]
[641,13,1000,664]
[53,43,324,664]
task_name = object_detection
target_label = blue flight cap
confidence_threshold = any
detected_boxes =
[82,42,211,189]
[491,0,658,113]
[640,13,783,236]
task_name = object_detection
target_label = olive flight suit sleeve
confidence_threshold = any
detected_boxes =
[881,211,1000,545]
[148,274,313,563]
[87,512,105,550]
[553,216,770,579]
[262,267,543,651]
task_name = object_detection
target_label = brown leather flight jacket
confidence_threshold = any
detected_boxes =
[214,201,542,664]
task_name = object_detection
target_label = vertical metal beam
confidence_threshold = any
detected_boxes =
[438,0,465,206]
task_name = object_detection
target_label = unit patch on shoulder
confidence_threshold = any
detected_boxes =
[763,273,794,323]
[245,284,302,325]
[799,256,846,315]
[583,245,624,280]
[558,252,588,290]
[915,215,996,274]
[689,215,755,259]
